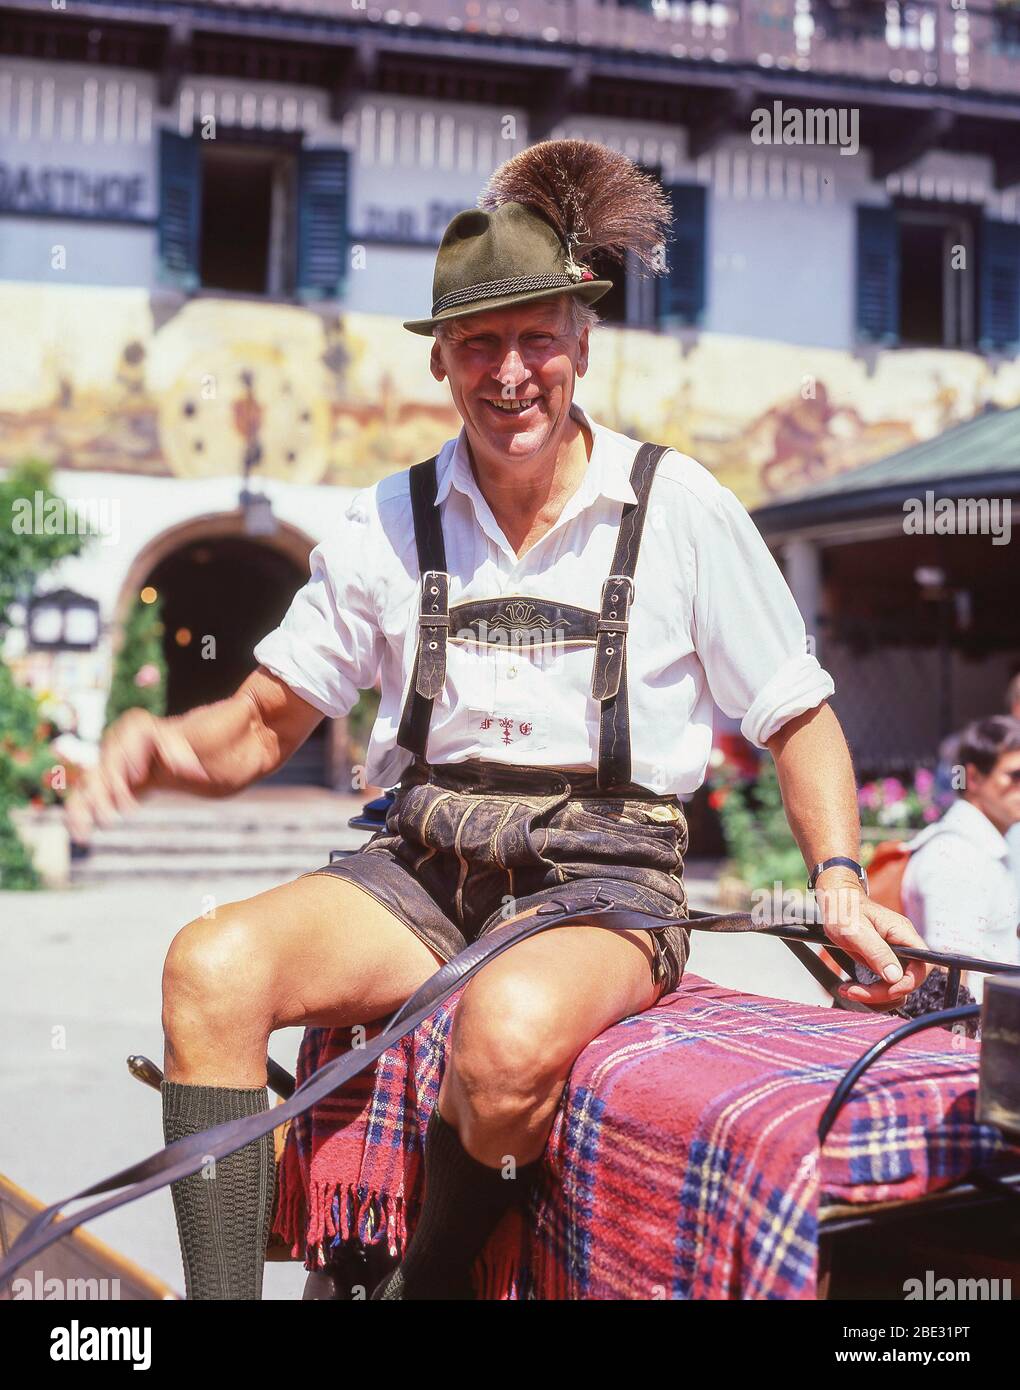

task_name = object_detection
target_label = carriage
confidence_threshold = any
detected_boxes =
[4,792,1020,1302]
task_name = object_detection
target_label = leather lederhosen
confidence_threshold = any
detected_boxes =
[396,441,670,792]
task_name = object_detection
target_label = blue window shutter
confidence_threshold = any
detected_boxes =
[855,206,899,344]
[979,218,1020,353]
[297,148,349,302]
[659,183,707,326]
[158,129,200,291]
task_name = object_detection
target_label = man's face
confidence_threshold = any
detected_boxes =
[966,748,1020,833]
[429,297,588,464]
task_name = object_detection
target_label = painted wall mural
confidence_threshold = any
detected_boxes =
[3,283,1020,507]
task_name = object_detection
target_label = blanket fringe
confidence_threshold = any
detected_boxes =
[273,1143,534,1296]
[272,1163,418,1267]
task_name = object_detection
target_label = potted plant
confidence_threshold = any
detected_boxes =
[857,769,950,840]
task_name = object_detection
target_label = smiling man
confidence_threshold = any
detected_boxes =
[67,140,928,1301]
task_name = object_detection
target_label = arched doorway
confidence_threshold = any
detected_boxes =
[119,514,339,787]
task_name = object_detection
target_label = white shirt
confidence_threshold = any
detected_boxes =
[902,799,1020,1002]
[1007,821,1020,900]
[253,402,833,794]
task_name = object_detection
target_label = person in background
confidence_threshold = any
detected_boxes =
[900,715,1020,1006]
[1006,673,1020,896]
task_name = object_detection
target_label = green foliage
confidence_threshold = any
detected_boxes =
[0,460,87,631]
[346,686,381,784]
[104,597,167,728]
[710,759,805,892]
[0,461,86,889]
[0,801,40,890]
[0,660,57,805]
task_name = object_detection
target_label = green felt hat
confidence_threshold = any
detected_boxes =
[402,200,614,337]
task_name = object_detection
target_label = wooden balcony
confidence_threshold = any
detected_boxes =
[183,0,1020,97]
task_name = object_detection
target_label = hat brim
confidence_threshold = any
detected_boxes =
[402,280,614,336]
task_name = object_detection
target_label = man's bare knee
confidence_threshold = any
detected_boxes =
[448,969,570,1126]
[162,907,274,1043]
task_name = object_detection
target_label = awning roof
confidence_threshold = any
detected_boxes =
[754,403,1020,535]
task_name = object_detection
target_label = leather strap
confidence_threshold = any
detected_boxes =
[593,442,669,790]
[5,896,1002,1288]
[408,456,446,574]
[0,892,747,1290]
[414,570,450,700]
[398,457,446,756]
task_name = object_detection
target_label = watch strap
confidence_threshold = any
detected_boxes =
[808,856,868,891]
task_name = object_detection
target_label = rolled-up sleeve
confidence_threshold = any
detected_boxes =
[690,485,834,747]
[253,497,383,719]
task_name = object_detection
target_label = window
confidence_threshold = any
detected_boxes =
[199,144,291,295]
[814,0,889,42]
[855,202,1020,352]
[158,129,349,301]
[586,162,663,328]
[898,204,977,349]
[658,182,708,329]
[993,1,1020,54]
[584,169,707,331]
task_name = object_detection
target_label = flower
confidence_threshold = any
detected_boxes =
[881,777,907,803]
[914,767,935,796]
[858,784,878,810]
[923,805,940,822]
[709,789,729,810]
[134,664,161,689]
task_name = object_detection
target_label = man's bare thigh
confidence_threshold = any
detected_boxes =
[200,872,443,1029]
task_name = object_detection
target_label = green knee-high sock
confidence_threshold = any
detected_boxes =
[374,1107,540,1301]
[161,1081,276,1301]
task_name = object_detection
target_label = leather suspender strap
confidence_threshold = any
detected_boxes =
[408,455,447,575]
[396,457,448,757]
[592,441,670,791]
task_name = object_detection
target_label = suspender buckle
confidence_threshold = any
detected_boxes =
[415,570,450,698]
[592,574,635,702]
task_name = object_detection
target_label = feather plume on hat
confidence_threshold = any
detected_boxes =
[478,139,673,282]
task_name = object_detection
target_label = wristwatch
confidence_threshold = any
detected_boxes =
[808,856,869,894]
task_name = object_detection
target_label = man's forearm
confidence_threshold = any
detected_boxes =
[150,692,274,796]
[148,670,318,797]
[766,701,861,887]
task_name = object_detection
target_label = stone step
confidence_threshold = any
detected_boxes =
[71,851,363,882]
[82,828,363,854]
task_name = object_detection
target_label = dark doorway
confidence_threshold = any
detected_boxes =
[199,145,279,293]
[142,537,328,785]
[894,202,977,349]
[898,218,945,347]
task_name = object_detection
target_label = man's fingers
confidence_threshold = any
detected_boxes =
[105,763,140,816]
[64,789,93,843]
[870,912,931,992]
[824,897,931,1009]
[838,977,916,1009]
[107,716,156,785]
[69,767,119,833]
[153,726,212,784]
[101,732,144,813]
[828,918,904,984]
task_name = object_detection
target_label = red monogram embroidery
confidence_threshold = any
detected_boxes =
[478,714,533,745]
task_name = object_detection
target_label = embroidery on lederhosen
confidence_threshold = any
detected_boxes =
[395,442,670,790]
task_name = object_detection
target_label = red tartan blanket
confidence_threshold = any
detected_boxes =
[273,973,1016,1299]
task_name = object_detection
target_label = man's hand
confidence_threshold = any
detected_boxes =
[815,869,930,1009]
[65,709,212,844]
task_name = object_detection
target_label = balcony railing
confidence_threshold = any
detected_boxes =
[215,0,1020,97]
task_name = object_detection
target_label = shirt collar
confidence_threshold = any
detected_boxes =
[434,401,638,511]
[911,798,1012,862]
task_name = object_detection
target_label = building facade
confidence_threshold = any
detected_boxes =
[2,0,1020,780]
